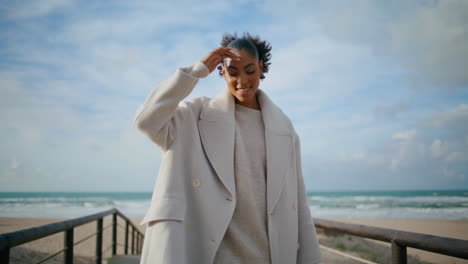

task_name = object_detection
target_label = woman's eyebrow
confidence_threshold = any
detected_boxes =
[244,63,254,69]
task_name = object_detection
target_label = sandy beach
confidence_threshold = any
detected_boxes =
[1,217,467,264]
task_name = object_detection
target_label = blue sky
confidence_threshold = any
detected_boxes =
[1,0,467,192]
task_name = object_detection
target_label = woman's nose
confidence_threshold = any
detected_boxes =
[236,74,248,87]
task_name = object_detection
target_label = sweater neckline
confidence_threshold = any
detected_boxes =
[235,103,262,113]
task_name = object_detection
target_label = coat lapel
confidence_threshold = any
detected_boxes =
[198,89,236,197]
[198,88,292,213]
[257,90,293,214]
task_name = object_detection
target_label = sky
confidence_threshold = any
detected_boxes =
[1,0,467,192]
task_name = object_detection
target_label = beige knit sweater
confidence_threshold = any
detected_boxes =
[213,103,271,264]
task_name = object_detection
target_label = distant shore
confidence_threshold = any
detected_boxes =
[1,217,467,264]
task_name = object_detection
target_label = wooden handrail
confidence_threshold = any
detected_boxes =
[314,218,468,263]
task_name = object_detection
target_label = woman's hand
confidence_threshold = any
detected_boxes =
[201,47,241,74]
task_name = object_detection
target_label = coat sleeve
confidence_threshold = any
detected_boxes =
[295,133,323,264]
[132,61,209,151]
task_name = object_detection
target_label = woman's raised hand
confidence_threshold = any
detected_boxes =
[201,47,241,74]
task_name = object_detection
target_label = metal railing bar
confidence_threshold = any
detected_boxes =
[0,208,145,264]
[116,242,126,247]
[73,232,97,246]
[12,241,140,264]
[0,208,117,250]
[102,245,113,253]
[319,244,378,264]
[0,208,145,252]
[32,248,66,264]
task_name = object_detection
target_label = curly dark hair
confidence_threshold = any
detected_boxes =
[217,32,272,80]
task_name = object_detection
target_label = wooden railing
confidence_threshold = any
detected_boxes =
[0,208,144,264]
[314,218,468,264]
[2,210,467,264]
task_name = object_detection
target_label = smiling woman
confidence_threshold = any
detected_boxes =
[216,33,272,109]
[133,32,322,264]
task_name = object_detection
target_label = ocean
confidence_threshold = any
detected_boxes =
[0,190,467,219]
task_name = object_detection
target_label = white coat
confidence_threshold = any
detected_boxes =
[133,62,322,264]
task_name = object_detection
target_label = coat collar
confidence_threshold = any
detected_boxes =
[200,88,291,135]
[198,88,292,214]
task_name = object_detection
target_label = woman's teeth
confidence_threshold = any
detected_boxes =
[238,87,250,92]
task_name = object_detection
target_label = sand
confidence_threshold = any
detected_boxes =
[1,217,467,264]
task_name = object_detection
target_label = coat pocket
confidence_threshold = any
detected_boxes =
[140,197,185,226]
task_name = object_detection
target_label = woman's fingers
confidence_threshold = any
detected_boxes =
[223,48,241,61]
[201,47,241,74]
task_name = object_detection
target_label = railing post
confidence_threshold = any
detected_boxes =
[140,234,144,253]
[125,220,129,254]
[137,234,140,254]
[132,226,135,254]
[96,218,103,264]
[112,213,117,256]
[392,240,407,264]
[64,228,74,264]
[0,248,10,264]
[138,235,143,254]
[140,234,143,253]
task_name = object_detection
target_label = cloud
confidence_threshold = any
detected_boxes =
[422,104,468,131]
[302,101,468,190]
[430,139,448,158]
[261,0,468,90]
[10,156,20,169]
[445,152,468,163]
[374,103,410,121]
[0,0,72,19]
[392,129,418,140]
[442,167,466,181]
[388,0,468,90]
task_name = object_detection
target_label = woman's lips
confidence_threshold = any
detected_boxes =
[237,87,251,95]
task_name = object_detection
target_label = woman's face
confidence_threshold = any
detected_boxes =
[221,49,264,109]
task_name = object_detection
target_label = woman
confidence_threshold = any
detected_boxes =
[133,33,322,264]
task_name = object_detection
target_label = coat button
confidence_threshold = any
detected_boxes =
[225,194,232,201]
[292,202,297,210]
[192,178,201,187]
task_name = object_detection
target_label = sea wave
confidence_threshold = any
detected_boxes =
[0,191,466,219]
